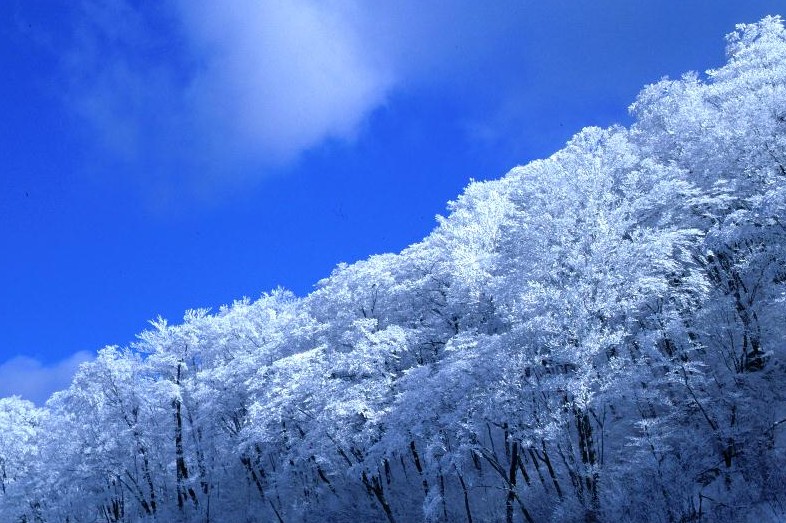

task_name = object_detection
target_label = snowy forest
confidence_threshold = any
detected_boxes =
[3,16,786,523]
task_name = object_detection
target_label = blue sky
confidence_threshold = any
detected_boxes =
[1,0,783,403]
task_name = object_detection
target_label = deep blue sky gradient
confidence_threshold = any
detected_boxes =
[1,1,783,401]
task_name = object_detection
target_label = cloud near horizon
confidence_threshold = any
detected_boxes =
[0,351,94,405]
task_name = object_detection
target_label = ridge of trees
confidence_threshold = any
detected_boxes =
[3,16,786,523]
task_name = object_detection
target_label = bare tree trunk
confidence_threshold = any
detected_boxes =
[362,472,397,523]
[454,464,473,523]
[410,440,429,495]
[506,442,518,523]
[174,362,198,510]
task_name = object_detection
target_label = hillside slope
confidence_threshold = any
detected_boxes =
[2,16,786,523]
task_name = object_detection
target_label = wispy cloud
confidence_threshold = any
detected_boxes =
[61,0,520,197]
[65,0,397,195]
[178,0,394,164]
[0,351,94,405]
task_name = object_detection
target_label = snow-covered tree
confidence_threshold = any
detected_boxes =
[3,15,786,523]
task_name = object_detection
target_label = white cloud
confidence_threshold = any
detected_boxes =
[64,0,520,193]
[67,0,397,191]
[0,351,94,405]
[178,0,394,165]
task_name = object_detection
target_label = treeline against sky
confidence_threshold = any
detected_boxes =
[3,16,786,523]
